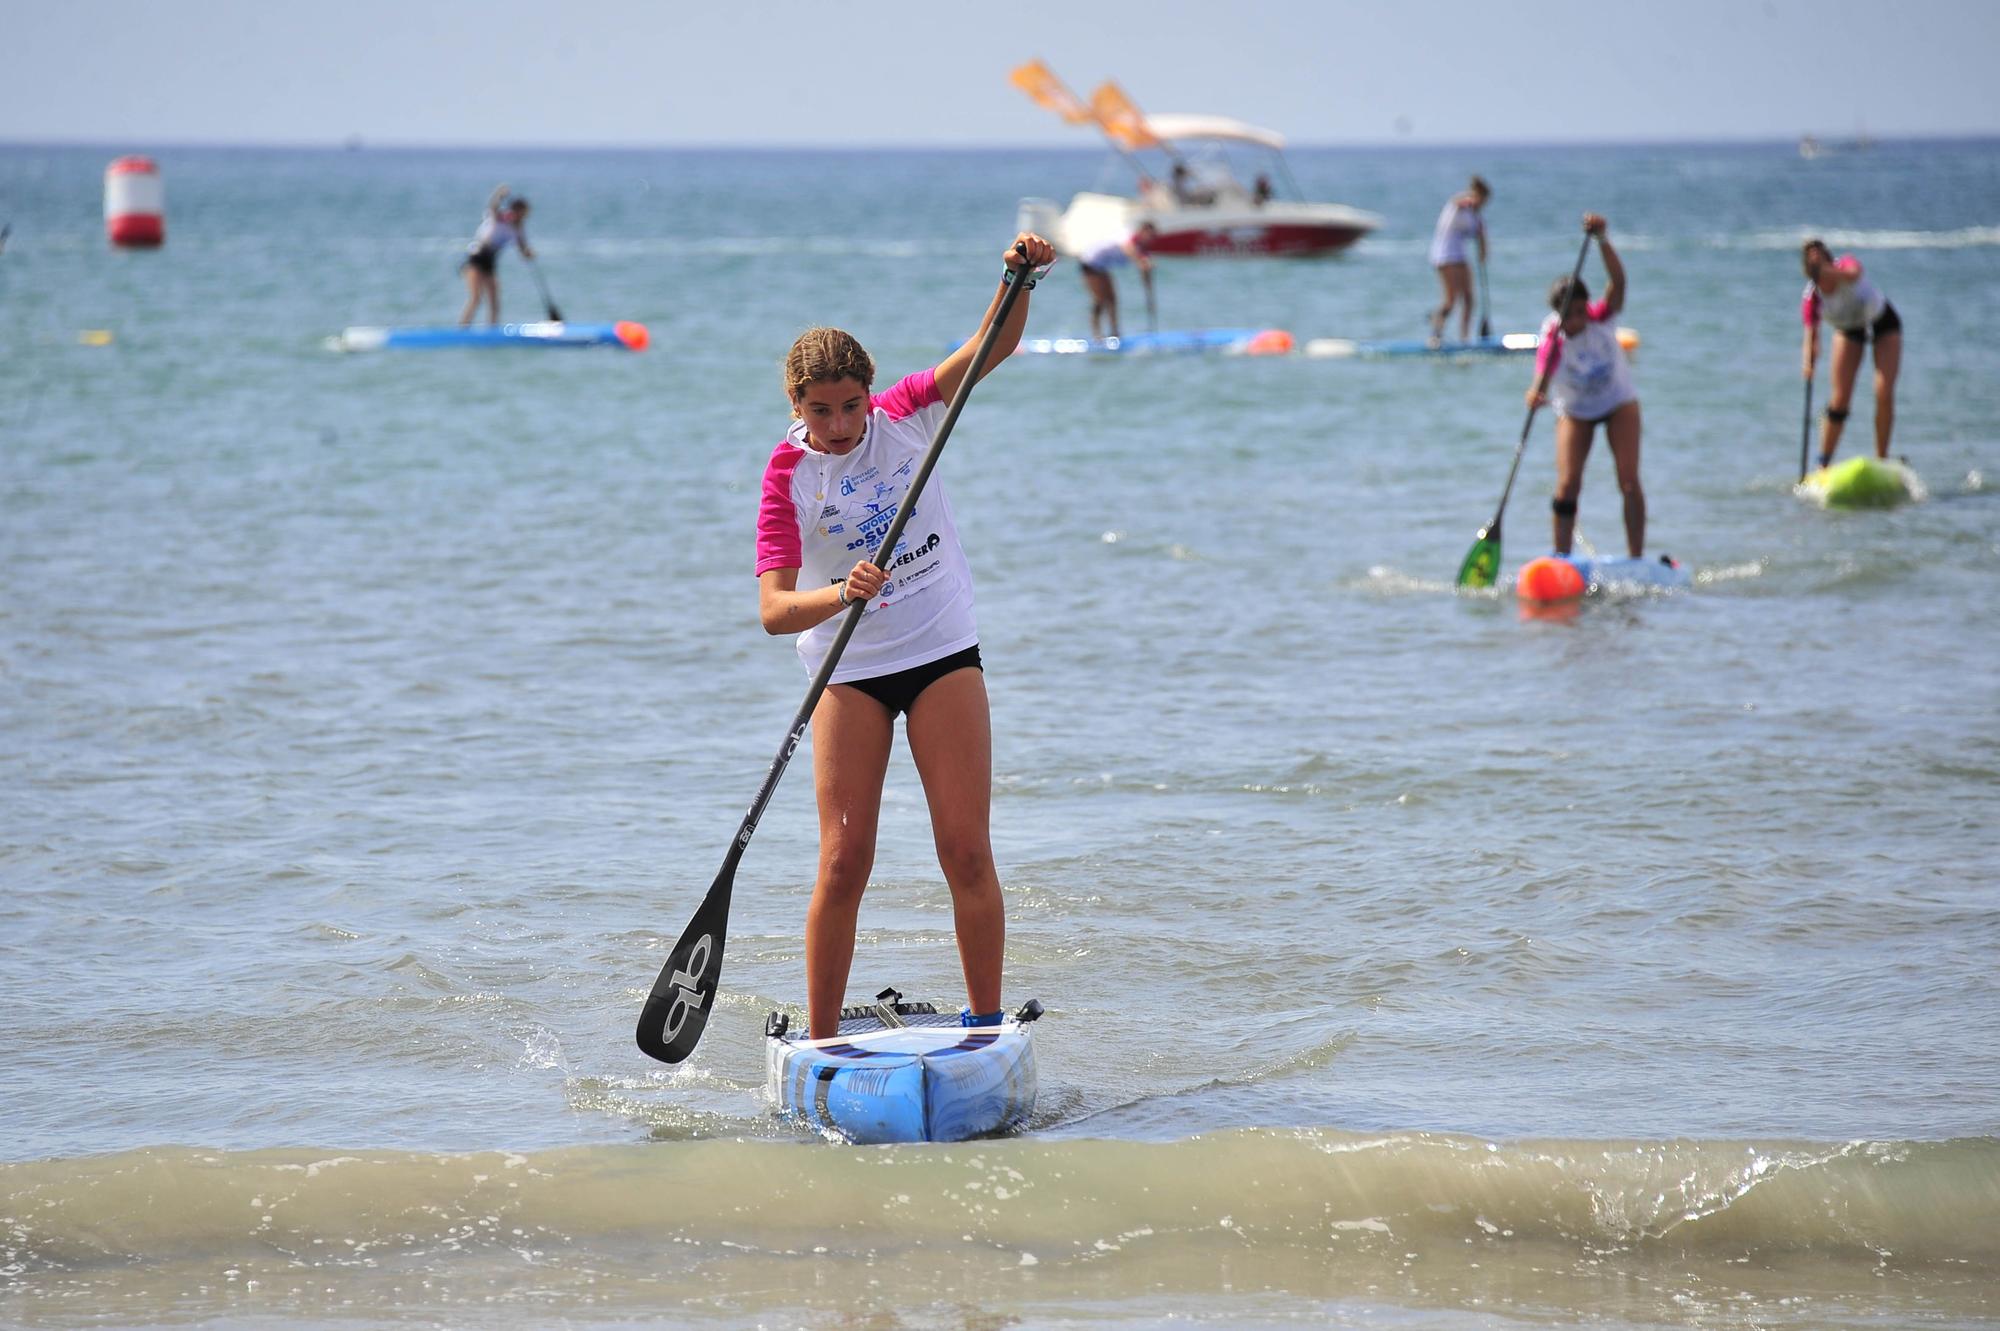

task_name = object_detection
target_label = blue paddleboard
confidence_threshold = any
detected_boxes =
[1304,333,1538,359]
[1005,328,1290,357]
[766,991,1042,1144]
[330,320,648,352]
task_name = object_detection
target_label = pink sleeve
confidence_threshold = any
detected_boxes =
[1801,283,1821,327]
[1836,254,1862,277]
[1534,315,1562,379]
[871,368,942,422]
[1587,299,1613,323]
[753,444,804,576]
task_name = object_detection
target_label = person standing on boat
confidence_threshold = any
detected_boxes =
[457,184,534,327]
[1800,239,1902,467]
[1077,222,1157,340]
[1527,213,1646,559]
[1427,175,1490,347]
[755,231,1059,1039]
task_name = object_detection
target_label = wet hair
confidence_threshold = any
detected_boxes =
[784,327,875,414]
[1801,237,1831,275]
[1548,274,1591,312]
[506,196,530,214]
[1468,175,1491,199]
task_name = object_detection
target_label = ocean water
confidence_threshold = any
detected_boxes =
[2,138,1998,1328]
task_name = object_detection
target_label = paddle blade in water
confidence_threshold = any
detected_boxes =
[1456,532,1501,589]
[636,867,733,1064]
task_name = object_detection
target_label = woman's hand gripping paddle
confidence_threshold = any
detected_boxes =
[636,244,1040,1065]
[1454,229,1594,589]
[525,253,564,322]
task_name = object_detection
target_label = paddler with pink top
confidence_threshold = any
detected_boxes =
[1800,239,1903,467]
[1526,212,1647,559]
[755,231,1059,1040]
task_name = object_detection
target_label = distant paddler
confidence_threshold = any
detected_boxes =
[1800,239,1902,469]
[1527,213,1649,560]
[457,184,535,327]
[1428,176,1490,348]
[1078,221,1158,340]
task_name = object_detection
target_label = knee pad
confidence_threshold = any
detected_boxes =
[1551,497,1578,517]
[1825,406,1850,423]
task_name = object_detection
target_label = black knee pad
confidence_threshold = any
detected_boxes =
[1825,406,1850,423]
[1551,497,1578,517]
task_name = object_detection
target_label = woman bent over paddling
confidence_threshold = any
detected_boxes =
[1528,213,1646,558]
[755,231,1058,1038]
[1801,239,1902,467]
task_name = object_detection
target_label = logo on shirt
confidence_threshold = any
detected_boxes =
[838,466,881,497]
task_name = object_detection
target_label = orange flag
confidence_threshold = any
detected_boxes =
[1009,60,1095,126]
[1089,82,1160,150]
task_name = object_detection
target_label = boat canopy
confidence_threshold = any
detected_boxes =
[1143,114,1286,151]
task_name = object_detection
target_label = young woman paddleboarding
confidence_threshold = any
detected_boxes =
[457,184,534,326]
[1800,239,1903,467]
[755,231,1058,1039]
[1527,213,1648,558]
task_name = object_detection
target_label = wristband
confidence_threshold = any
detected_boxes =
[837,582,852,608]
[1004,259,1055,290]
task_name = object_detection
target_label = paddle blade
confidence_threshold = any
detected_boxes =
[546,303,563,322]
[1456,529,1501,589]
[635,866,733,1064]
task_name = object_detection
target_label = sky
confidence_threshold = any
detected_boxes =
[4,0,1997,149]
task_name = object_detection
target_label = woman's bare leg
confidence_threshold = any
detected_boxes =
[904,668,1004,1018]
[805,685,895,1037]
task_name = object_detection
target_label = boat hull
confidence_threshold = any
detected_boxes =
[1031,192,1381,260]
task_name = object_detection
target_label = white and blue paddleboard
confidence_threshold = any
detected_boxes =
[766,990,1042,1144]
[1555,551,1694,592]
[1009,327,1290,357]
[330,320,648,352]
[1304,332,1538,359]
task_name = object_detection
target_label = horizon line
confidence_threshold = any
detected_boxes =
[4,131,1996,155]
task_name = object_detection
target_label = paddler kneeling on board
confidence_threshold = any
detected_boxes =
[1078,221,1157,340]
[1527,213,1648,559]
[755,231,1059,1039]
[457,184,534,327]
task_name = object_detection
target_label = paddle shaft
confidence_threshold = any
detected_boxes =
[1477,250,1492,339]
[525,253,563,321]
[1479,230,1595,539]
[1799,372,1814,483]
[636,249,1037,1065]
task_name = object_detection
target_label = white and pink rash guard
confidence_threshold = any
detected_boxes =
[1536,300,1637,422]
[1801,255,1887,332]
[755,369,977,683]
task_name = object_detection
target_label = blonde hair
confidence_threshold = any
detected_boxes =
[783,327,874,415]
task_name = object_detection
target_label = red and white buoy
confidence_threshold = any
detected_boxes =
[104,156,165,248]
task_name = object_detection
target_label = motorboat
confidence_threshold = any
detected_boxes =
[1010,62,1381,259]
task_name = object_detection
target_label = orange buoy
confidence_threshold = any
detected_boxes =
[1516,555,1585,602]
[1616,326,1640,354]
[1243,328,1295,356]
[614,320,650,351]
[104,156,165,248]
